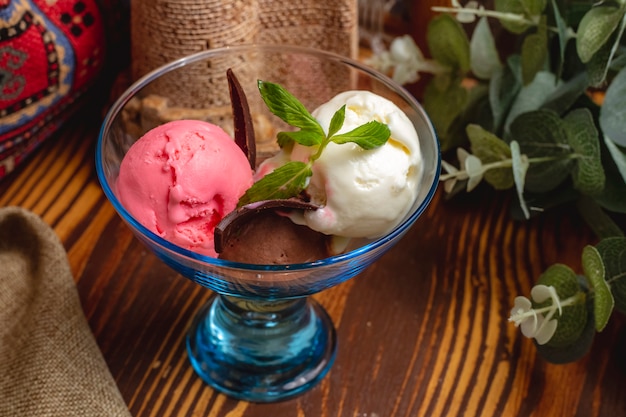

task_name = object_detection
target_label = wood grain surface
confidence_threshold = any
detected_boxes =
[1,105,625,417]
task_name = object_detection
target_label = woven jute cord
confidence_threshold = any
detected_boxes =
[0,207,131,417]
[130,0,357,107]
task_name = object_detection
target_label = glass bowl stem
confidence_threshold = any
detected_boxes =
[186,293,336,401]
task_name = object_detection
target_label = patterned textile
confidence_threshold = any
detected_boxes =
[0,0,124,180]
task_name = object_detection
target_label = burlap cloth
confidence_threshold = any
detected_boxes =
[0,207,131,416]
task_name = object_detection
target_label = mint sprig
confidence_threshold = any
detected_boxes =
[238,81,391,206]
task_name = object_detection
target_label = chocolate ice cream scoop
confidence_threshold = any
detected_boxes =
[217,209,332,264]
[215,198,332,264]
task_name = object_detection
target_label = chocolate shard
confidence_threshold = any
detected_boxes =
[227,68,256,169]
[214,198,320,254]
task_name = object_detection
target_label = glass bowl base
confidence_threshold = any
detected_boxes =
[186,294,337,402]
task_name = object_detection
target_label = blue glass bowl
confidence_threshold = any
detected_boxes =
[96,44,440,402]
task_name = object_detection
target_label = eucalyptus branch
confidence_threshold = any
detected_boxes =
[439,152,583,182]
[606,272,626,285]
[415,0,626,363]
[430,6,533,25]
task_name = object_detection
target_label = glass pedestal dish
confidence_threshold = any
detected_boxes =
[96,44,440,402]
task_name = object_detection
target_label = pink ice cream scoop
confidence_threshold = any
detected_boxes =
[116,120,254,257]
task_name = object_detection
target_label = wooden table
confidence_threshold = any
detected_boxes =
[1,101,625,417]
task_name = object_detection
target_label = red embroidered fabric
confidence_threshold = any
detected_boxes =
[0,0,126,179]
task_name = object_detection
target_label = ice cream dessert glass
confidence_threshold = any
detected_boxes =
[96,45,440,402]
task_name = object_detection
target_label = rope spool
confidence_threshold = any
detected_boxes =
[130,0,357,108]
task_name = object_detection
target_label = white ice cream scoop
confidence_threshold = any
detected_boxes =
[286,90,423,238]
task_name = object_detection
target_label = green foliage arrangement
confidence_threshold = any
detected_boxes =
[407,0,626,363]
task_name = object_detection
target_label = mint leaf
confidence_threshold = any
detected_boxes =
[331,120,391,149]
[238,161,311,206]
[276,132,294,148]
[257,80,326,138]
[277,130,323,147]
[581,245,614,331]
[328,105,346,138]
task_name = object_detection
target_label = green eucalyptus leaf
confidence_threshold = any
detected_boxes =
[505,71,559,134]
[470,17,502,79]
[427,14,471,72]
[585,27,618,88]
[595,237,626,314]
[331,121,391,149]
[576,5,624,64]
[510,140,530,218]
[494,0,532,34]
[534,295,595,364]
[541,72,588,115]
[466,124,514,189]
[509,110,574,192]
[581,245,614,331]
[610,50,626,73]
[238,161,311,206]
[535,274,594,364]
[523,0,547,16]
[584,11,626,88]
[462,83,494,132]
[489,65,521,134]
[551,0,571,79]
[521,16,548,85]
[586,36,614,87]
[563,108,605,195]
[536,264,588,348]
[507,54,523,84]
[600,67,626,147]
[594,166,626,214]
[423,75,468,151]
[603,136,626,184]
